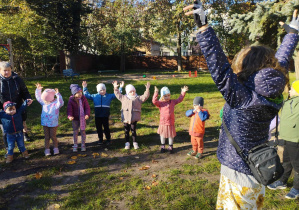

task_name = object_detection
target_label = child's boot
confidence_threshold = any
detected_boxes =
[161,145,166,153]
[6,154,13,163]
[73,144,78,152]
[125,142,130,149]
[45,149,51,156]
[168,145,174,154]
[53,148,59,155]
[22,150,29,159]
[133,142,139,149]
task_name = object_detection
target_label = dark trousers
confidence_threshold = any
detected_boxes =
[280,141,299,190]
[95,117,110,141]
[0,124,8,149]
[124,122,137,143]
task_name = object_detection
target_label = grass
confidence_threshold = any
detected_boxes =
[0,70,298,209]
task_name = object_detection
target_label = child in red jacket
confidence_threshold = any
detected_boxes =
[186,97,209,159]
[67,84,90,152]
[152,85,188,153]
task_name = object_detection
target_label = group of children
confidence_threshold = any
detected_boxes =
[2,80,211,163]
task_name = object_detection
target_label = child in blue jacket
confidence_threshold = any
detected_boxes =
[82,81,123,145]
[0,100,30,163]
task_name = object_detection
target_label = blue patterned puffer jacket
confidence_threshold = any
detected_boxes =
[196,27,299,175]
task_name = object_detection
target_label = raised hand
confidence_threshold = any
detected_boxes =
[145,82,150,89]
[112,81,119,89]
[55,88,59,94]
[27,99,33,106]
[35,83,43,89]
[85,115,89,120]
[120,81,125,88]
[280,10,299,34]
[181,86,189,93]
[82,81,87,88]
[154,86,159,92]
[184,0,207,28]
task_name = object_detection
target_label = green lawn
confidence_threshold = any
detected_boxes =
[0,71,298,209]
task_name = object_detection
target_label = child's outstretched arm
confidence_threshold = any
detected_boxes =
[113,81,124,101]
[35,83,45,105]
[152,86,161,107]
[173,86,188,105]
[17,99,29,113]
[140,82,150,102]
[82,81,94,100]
[112,81,124,99]
[275,10,299,70]
[54,88,64,109]
[184,1,252,108]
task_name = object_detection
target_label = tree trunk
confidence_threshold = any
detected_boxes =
[295,53,299,80]
[177,31,182,72]
[64,50,76,71]
[120,41,125,72]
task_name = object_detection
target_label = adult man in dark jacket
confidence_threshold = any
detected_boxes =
[0,61,33,156]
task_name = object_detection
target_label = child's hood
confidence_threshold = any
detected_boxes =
[244,68,286,98]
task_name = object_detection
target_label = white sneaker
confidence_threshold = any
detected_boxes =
[81,146,86,152]
[125,142,130,149]
[133,142,139,149]
[73,145,78,152]
[53,148,59,155]
[45,149,51,156]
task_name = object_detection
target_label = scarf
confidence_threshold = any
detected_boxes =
[79,98,86,130]
[126,94,138,100]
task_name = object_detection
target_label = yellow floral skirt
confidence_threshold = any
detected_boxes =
[216,174,265,210]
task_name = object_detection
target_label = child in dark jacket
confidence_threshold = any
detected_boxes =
[82,81,123,145]
[185,97,209,159]
[67,84,90,152]
[0,100,30,163]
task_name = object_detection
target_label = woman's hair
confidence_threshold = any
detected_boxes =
[0,61,12,71]
[231,45,288,84]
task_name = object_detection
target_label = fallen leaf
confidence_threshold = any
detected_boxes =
[144,186,151,190]
[152,174,157,178]
[135,156,140,159]
[71,156,77,160]
[139,166,150,170]
[152,181,159,186]
[68,160,76,164]
[101,152,108,157]
[35,172,42,179]
[54,204,60,209]
[124,170,127,173]
[152,159,159,163]
[119,177,124,180]
[92,153,100,158]
[78,154,87,157]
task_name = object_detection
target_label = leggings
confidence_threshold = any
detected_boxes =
[160,136,174,145]
[72,120,86,146]
[95,117,111,141]
[43,126,58,149]
[124,122,137,143]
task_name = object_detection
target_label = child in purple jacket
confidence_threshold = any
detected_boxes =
[67,84,90,152]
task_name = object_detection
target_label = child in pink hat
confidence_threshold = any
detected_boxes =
[35,83,64,156]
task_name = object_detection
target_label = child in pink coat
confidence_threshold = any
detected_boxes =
[152,86,188,153]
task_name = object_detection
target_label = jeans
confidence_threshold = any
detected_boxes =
[7,132,26,155]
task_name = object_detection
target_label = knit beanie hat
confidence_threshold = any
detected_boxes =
[193,97,204,106]
[160,87,170,99]
[96,83,106,92]
[125,84,136,95]
[292,80,299,94]
[41,89,56,102]
[70,84,81,95]
[3,101,16,110]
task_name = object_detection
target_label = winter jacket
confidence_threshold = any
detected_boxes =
[279,96,299,143]
[196,27,299,175]
[83,87,122,118]
[186,109,209,136]
[114,87,150,124]
[67,95,90,121]
[152,91,186,125]
[35,89,64,127]
[0,72,32,109]
[0,100,27,134]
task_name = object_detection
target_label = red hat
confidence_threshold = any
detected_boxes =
[3,101,16,110]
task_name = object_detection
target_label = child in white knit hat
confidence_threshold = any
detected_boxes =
[112,81,150,149]
[82,81,123,145]
[152,85,188,153]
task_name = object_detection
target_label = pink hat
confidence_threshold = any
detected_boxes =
[41,89,56,102]
[3,101,16,110]
[125,84,136,95]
